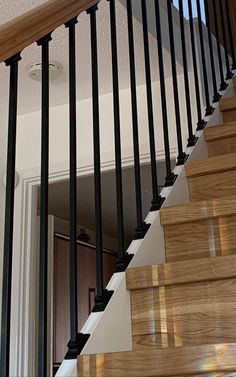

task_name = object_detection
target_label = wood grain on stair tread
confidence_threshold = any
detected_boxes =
[207,136,236,157]
[185,152,236,178]
[220,96,236,112]
[164,216,236,263]
[131,279,236,348]
[188,170,236,202]
[219,90,236,122]
[77,343,236,377]
[204,123,236,156]
[160,195,236,226]
[126,255,236,291]
[205,123,236,142]
[223,110,236,123]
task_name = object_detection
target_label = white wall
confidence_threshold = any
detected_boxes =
[15,75,196,176]
[119,0,185,65]
[194,20,229,105]
[0,64,9,324]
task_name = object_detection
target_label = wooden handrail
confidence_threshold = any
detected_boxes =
[0,0,99,64]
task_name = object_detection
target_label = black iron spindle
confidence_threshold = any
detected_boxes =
[87,4,113,310]
[141,0,165,207]
[37,33,51,377]
[187,0,206,130]
[126,0,150,236]
[225,0,236,70]
[167,0,188,164]
[154,0,176,187]
[0,53,21,377]
[107,0,133,271]
[65,17,80,359]
[212,0,228,90]
[179,0,198,145]
[196,0,214,115]
[204,0,222,102]
[218,0,233,80]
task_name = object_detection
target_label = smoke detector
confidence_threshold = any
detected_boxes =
[27,61,63,82]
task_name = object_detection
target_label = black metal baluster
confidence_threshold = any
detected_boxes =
[225,0,236,70]
[196,0,214,115]
[212,0,228,90]
[0,53,21,377]
[179,0,198,145]
[188,0,206,130]
[87,4,113,310]
[204,0,222,102]
[154,0,177,187]
[107,0,133,271]
[218,0,233,80]
[126,0,150,236]
[65,17,80,359]
[141,0,165,207]
[37,33,51,377]
[167,0,188,164]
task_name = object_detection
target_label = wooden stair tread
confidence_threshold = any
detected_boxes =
[185,152,236,178]
[205,123,236,142]
[78,78,236,377]
[126,254,236,290]
[78,343,236,376]
[220,96,236,112]
[160,195,236,225]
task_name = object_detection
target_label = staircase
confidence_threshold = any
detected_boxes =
[77,80,236,376]
[1,0,236,376]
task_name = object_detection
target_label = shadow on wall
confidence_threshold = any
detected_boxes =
[172,0,206,23]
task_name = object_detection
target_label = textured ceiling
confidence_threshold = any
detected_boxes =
[0,0,47,22]
[0,0,180,115]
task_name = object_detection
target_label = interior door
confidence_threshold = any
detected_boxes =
[53,236,116,369]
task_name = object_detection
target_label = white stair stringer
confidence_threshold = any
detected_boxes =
[55,76,233,377]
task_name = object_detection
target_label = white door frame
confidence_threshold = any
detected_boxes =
[10,162,93,377]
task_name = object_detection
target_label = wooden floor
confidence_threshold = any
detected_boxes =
[77,80,236,376]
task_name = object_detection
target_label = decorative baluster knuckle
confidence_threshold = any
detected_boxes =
[204,0,221,103]
[154,0,177,187]
[141,0,165,208]
[107,0,134,269]
[65,16,78,28]
[225,0,236,70]
[87,2,114,310]
[126,0,151,236]
[212,0,228,91]
[218,0,233,80]
[37,32,51,377]
[179,0,198,146]
[187,0,206,130]
[195,0,214,116]
[5,52,21,66]
[167,0,189,165]
[37,32,52,46]
[86,3,99,14]
[65,12,90,360]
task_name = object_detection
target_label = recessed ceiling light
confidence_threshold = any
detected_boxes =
[27,61,63,82]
